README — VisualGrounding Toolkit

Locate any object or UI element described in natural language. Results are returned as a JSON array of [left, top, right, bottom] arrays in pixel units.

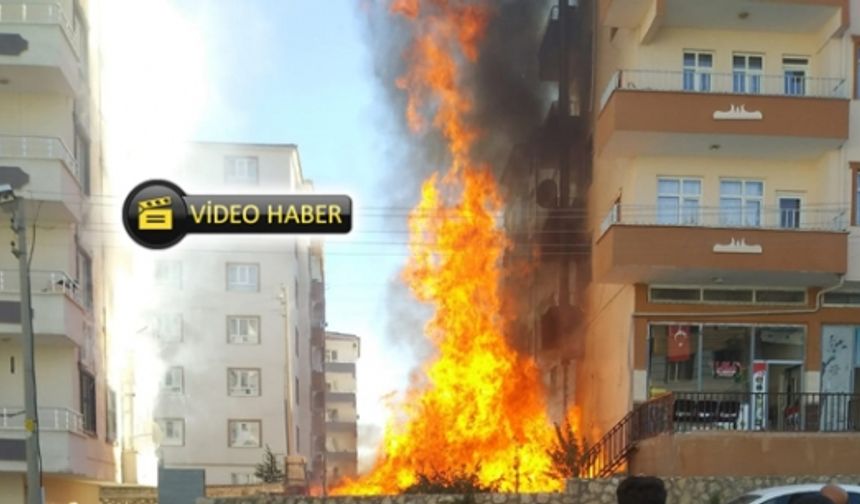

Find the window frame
[[682, 50, 714, 92], [224, 155, 260, 185], [227, 315, 261, 345], [227, 368, 262, 397], [155, 313, 183, 343], [154, 260, 182, 289], [226, 263, 260, 292], [719, 179, 764, 227], [732, 52, 764, 94], [79, 368, 97, 436], [782, 55, 810, 96], [854, 37, 860, 99], [852, 162, 860, 226], [656, 176, 702, 225], [157, 418, 186, 447], [162, 366, 185, 395], [228, 419, 262, 448], [776, 193, 803, 230]]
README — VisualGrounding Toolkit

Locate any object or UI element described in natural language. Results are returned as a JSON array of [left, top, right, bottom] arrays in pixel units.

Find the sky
[[167, 0, 419, 464]]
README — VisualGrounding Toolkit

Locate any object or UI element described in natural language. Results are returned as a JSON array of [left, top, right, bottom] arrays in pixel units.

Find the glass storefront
[[648, 324, 804, 396]]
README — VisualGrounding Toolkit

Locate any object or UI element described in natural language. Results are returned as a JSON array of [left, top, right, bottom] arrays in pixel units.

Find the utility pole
[[11, 199, 43, 504]]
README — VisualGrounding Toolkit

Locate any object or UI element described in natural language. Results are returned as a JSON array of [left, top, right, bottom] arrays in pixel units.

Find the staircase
[[578, 393, 674, 478]]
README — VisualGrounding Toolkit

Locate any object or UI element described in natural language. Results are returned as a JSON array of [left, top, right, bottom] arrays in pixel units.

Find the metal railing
[[0, 269, 85, 306], [0, 405, 86, 434], [0, 135, 82, 183], [0, 2, 84, 57], [578, 392, 674, 478], [599, 69, 848, 111], [673, 392, 860, 433], [599, 203, 849, 236]]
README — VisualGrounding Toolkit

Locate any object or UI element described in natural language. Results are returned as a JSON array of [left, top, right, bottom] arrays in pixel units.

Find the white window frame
[[228, 420, 262, 448], [227, 316, 260, 344], [155, 314, 183, 343], [783, 56, 809, 96], [157, 418, 185, 446], [719, 179, 764, 227], [227, 263, 260, 292], [224, 156, 259, 185], [228, 368, 261, 397], [656, 177, 701, 225], [162, 366, 184, 395], [682, 50, 713, 92], [325, 349, 338, 362], [732, 53, 764, 94], [154, 260, 182, 289], [777, 193, 804, 229]]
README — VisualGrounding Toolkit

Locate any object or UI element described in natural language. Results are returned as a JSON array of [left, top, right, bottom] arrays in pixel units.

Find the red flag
[[667, 325, 692, 362]]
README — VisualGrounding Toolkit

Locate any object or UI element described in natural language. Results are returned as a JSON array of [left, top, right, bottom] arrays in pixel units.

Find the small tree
[[546, 421, 588, 480], [254, 445, 284, 483]]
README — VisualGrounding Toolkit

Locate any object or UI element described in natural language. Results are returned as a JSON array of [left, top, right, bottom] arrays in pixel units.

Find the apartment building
[[323, 331, 359, 488], [0, 0, 119, 502], [118, 143, 324, 486], [549, 0, 860, 476]]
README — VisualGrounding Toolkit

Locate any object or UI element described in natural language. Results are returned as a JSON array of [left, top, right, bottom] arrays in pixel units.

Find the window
[[854, 37, 860, 99], [649, 288, 701, 302], [162, 366, 184, 395], [76, 247, 93, 310], [294, 278, 299, 302], [224, 156, 259, 184], [231, 473, 259, 485], [778, 197, 801, 229], [853, 163, 860, 226], [80, 369, 96, 435], [720, 180, 763, 226], [157, 418, 185, 446], [294, 327, 299, 357], [325, 350, 338, 362], [755, 290, 806, 305], [702, 289, 753, 303], [228, 368, 261, 397], [733, 54, 763, 94], [155, 260, 182, 289], [326, 408, 339, 421], [823, 292, 860, 306], [650, 286, 806, 305], [296, 426, 300, 452], [106, 389, 117, 444], [74, 123, 91, 195], [295, 376, 300, 405], [657, 178, 701, 225], [155, 314, 183, 342], [227, 316, 260, 344], [228, 420, 261, 448], [783, 56, 808, 96], [227, 263, 259, 292], [683, 51, 713, 92]]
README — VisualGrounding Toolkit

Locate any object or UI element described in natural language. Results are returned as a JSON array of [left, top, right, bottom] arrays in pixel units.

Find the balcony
[[326, 421, 357, 433], [0, 2, 86, 95], [0, 135, 85, 222], [325, 392, 356, 404], [599, 0, 846, 46], [325, 361, 355, 374], [0, 269, 90, 346], [594, 204, 848, 285], [596, 70, 848, 160]]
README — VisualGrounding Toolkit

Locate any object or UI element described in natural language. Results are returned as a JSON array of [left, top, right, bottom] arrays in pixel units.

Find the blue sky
[[170, 0, 419, 458]]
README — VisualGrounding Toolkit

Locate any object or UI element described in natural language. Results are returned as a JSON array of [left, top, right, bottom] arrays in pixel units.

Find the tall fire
[[333, 0, 573, 494]]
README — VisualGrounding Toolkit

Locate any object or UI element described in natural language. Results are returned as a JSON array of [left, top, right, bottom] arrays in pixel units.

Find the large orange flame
[[334, 0, 568, 494]]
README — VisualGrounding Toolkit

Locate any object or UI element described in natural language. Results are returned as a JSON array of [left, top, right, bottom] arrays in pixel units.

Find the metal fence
[[673, 392, 860, 433], [599, 203, 849, 236], [600, 69, 848, 111], [0, 405, 86, 434]]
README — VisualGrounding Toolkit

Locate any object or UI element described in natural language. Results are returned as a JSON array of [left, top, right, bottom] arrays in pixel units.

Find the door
[[767, 362, 803, 430], [733, 53, 763, 94], [783, 56, 809, 96], [683, 51, 713, 92], [778, 195, 802, 229]]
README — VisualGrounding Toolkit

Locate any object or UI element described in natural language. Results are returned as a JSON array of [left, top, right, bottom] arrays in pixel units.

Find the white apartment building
[[118, 143, 321, 485], [323, 331, 359, 486], [0, 0, 119, 502]]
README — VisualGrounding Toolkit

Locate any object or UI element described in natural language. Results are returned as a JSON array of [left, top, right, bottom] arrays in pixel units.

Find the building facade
[[118, 143, 322, 486], [323, 331, 359, 488], [0, 0, 119, 502], [564, 0, 860, 475]]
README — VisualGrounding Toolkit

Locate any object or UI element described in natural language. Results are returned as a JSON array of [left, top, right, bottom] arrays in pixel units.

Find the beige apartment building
[[116, 143, 328, 487], [573, 0, 860, 476], [323, 331, 359, 488], [0, 0, 119, 502]]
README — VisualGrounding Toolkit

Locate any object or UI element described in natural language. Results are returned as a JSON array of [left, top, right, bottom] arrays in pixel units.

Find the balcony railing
[[600, 69, 848, 111], [0, 406, 85, 435], [599, 203, 848, 236], [0, 269, 85, 307], [672, 392, 860, 433], [0, 2, 84, 58], [0, 135, 82, 184]]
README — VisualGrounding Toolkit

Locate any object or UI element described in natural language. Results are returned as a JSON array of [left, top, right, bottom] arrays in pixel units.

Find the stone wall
[[103, 475, 860, 504]]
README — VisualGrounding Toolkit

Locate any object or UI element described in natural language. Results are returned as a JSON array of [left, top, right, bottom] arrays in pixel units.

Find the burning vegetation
[[334, 0, 580, 494]]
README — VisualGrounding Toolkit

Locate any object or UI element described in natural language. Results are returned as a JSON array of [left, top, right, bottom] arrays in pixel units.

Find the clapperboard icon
[[138, 196, 173, 230]]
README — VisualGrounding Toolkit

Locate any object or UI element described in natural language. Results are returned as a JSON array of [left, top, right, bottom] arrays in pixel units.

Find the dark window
[[702, 289, 753, 303], [778, 198, 801, 229], [80, 369, 96, 435], [106, 389, 117, 444], [823, 292, 860, 306], [295, 327, 299, 357], [295, 377, 300, 405], [847, 493, 860, 504], [755, 290, 806, 304], [854, 165, 860, 226], [77, 247, 93, 310], [650, 287, 701, 302], [73, 123, 91, 196]]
